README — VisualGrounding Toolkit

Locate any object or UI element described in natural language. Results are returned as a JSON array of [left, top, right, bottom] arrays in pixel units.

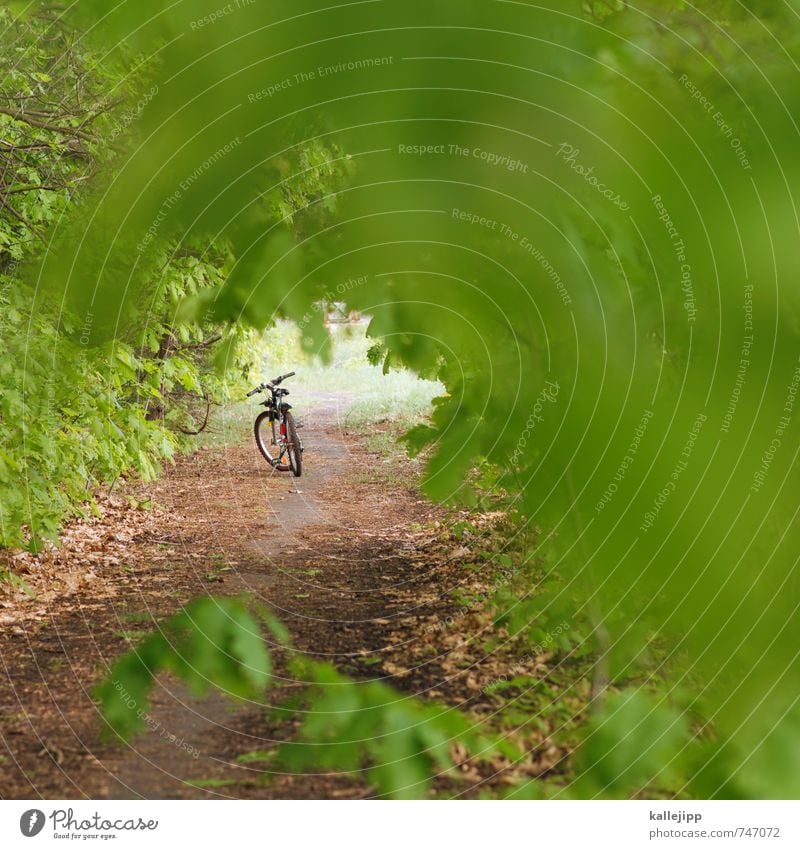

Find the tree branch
[[0, 107, 94, 141], [0, 194, 44, 239], [173, 333, 222, 351]]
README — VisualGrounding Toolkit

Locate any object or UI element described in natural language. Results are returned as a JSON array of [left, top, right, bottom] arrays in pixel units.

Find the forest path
[[0, 392, 482, 799]]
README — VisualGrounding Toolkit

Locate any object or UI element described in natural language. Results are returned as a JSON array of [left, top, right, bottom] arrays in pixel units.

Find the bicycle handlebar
[[247, 371, 296, 397]]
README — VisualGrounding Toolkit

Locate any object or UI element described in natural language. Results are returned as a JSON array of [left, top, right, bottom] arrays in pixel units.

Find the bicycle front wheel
[[254, 411, 276, 466]]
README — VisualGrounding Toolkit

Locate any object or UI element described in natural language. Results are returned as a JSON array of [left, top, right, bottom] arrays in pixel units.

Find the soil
[[0, 394, 577, 799]]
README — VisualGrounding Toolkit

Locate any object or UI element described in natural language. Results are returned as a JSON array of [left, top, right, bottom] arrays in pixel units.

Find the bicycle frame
[[260, 389, 293, 465]]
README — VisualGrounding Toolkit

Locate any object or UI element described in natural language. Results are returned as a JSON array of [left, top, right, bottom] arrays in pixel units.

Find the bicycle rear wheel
[[285, 412, 303, 477]]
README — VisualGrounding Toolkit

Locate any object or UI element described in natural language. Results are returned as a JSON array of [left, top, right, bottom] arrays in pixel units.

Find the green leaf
[[95, 597, 272, 741], [574, 690, 690, 798]]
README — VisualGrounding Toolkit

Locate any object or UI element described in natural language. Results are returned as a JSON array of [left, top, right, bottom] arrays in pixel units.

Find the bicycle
[[247, 371, 303, 477]]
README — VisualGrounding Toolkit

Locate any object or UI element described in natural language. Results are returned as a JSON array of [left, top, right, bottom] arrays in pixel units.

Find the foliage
[[366, 341, 386, 368], [0, 275, 174, 549], [8, 0, 800, 798], [572, 690, 691, 799], [0, 8, 348, 547], [0, 5, 120, 254], [98, 598, 516, 799], [95, 596, 271, 741], [277, 661, 511, 799]]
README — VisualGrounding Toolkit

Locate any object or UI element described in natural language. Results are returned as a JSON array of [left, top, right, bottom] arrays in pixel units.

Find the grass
[[196, 400, 252, 449], [364, 430, 396, 454], [118, 611, 156, 624], [186, 778, 237, 789], [115, 629, 148, 644]]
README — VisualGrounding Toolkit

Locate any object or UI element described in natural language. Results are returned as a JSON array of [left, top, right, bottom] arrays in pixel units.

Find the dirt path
[[1, 394, 538, 799]]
